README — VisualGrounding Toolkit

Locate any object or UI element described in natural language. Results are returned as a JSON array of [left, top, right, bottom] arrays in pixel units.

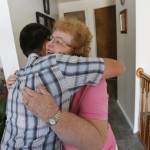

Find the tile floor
[[107, 79, 145, 150], [108, 99, 145, 150]]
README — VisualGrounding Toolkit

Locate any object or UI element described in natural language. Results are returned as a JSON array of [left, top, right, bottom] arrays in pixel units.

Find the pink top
[[63, 79, 116, 150]]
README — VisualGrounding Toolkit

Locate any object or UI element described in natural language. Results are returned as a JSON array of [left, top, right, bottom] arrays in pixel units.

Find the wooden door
[[95, 6, 117, 100], [95, 6, 117, 59]]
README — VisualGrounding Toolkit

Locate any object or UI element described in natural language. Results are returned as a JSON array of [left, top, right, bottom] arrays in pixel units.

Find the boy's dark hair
[[19, 23, 51, 57]]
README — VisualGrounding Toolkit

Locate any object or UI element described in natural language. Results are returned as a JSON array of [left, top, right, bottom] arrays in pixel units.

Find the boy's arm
[[56, 54, 126, 83], [56, 54, 104, 88], [102, 58, 126, 79]]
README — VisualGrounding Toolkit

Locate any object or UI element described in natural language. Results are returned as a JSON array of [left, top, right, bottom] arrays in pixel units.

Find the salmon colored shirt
[[63, 79, 116, 150]]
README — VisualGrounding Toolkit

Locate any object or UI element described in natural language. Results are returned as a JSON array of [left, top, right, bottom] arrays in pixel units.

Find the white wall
[[136, 0, 150, 74], [115, 0, 150, 133], [58, 0, 116, 57], [116, 1, 136, 132], [135, 0, 150, 132], [0, 58, 3, 68], [116, 0, 150, 133], [0, 0, 19, 79]]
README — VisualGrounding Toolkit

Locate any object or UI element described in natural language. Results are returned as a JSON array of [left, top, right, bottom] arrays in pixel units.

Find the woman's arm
[[63, 79, 110, 149], [53, 111, 105, 150], [22, 85, 107, 150], [102, 58, 126, 79]]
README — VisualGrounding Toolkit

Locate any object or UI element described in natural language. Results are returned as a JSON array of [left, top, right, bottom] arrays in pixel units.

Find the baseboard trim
[[117, 100, 134, 132]]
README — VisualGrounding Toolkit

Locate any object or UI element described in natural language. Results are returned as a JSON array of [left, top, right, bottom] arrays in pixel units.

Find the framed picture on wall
[[36, 12, 55, 32], [43, 0, 50, 14], [36, 12, 47, 26], [46, 17, 55, 33], [120, 9, 127, 33]]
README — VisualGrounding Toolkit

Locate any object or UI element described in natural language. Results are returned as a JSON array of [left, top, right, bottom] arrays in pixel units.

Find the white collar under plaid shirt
[[1, 53, 104, 150]]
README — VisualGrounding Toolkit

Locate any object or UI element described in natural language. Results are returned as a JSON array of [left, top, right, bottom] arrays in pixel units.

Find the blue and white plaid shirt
[[1, 53, 104, 150]]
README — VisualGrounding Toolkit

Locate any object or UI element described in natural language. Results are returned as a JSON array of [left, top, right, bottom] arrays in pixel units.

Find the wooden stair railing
[[136, 68, 150, 150]]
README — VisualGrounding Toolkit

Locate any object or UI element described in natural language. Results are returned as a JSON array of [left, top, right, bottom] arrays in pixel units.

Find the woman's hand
[[6, 74, 16, 90], [21, 84, 59, 122]]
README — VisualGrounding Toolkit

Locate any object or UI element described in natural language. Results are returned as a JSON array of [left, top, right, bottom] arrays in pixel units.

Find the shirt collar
[[26, 53, 40, 67]]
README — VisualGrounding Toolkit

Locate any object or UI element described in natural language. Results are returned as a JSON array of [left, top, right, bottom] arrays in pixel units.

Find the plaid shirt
[[1, 53, 104, 150]]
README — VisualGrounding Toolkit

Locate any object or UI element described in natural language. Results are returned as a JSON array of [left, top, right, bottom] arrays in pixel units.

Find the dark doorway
[[95, 6, 117, 100]]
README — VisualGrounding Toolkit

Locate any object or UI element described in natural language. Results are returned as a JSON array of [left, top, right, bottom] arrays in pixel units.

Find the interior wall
[[116, 1, 137, 132], [0, 58, 3, 68], [0, 0, 19, 79], [136, 0, 150, 74], [116, 0, 150, 134], [135, 0, 150, 132]]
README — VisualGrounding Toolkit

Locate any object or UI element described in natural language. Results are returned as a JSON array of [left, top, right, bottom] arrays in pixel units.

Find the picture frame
[[120, 0, 125, 6], [119, 9, 127, 33], [43, 0, 50, 14], [46, 17, 55, 33], [36, 12, 47, 26], [36, 12, 55, 32]]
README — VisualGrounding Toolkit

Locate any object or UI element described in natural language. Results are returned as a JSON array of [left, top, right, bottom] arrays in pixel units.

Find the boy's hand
[[6, 74, 17, 90]]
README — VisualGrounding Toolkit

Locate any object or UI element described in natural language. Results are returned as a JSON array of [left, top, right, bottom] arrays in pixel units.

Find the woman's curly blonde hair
[[53, 17, 92, 57]]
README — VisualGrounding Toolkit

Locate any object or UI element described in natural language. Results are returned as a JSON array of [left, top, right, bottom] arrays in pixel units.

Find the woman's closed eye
[[53, 38, 63, 45]]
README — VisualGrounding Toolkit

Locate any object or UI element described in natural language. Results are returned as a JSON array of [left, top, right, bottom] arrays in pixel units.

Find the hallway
[[106, 79, 145, 150], [108, 99, 145, 150]]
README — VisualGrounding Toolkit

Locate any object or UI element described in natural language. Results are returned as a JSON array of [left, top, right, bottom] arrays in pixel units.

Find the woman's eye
[[56, 40, 61, 45]]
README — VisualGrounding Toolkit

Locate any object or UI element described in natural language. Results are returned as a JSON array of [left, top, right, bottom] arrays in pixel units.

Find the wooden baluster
[[136, 68, 150, 149], [146, 82, 150, 150], [141, 78, 145, 113], [144, 81, 149, 145], [147, 115, 150, 150], [145, 81, 149, 113], [140, 78, 145, 140]]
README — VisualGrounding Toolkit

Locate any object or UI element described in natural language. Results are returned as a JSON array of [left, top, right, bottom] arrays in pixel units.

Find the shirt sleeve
[[56, 54, 105, 93]]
